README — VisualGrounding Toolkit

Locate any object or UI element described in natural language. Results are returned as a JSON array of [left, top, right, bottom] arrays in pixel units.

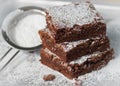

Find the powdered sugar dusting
[[70, 51, 101, 64], [62, 39, 89, 52], [47, 2, 104, 28], [44, 48, 59, 59]]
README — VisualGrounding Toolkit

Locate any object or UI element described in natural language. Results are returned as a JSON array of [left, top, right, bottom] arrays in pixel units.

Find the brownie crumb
[[74, 78, 82, 86], [43, 74, 56, 81]]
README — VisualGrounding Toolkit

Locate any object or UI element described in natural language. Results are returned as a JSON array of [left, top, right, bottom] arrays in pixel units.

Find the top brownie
[[46, 2, 106, 43]]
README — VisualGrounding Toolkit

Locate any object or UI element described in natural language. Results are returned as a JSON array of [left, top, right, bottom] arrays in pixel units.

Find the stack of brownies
[[39, 2, 114, 79]]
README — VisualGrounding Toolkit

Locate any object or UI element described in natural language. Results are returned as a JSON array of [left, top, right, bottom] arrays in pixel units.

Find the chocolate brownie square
[[40, 48, 114, 79], [46, 2, 106, 43], [39, 28, 110, 62]]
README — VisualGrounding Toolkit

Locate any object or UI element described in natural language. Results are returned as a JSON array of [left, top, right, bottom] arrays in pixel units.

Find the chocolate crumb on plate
[[43, 74, 56, 81], [74, 78, 82, 86]]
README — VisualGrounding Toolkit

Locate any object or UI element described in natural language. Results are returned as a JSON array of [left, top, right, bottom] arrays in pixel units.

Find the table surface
[[0, 1, 120, 86]]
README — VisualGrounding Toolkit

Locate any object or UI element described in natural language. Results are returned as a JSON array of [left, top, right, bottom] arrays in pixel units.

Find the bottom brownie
[[40, 48, 114, 79]]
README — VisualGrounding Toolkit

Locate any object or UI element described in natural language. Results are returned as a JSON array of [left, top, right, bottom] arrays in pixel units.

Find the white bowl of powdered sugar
[[1, 6, 46, 51]]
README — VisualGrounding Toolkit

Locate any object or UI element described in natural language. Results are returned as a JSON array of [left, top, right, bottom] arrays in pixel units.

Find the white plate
[[0, 1, 120, 86]]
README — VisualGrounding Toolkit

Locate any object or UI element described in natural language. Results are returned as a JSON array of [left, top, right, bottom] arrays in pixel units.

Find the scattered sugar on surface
[[0, 52, 74, 86]]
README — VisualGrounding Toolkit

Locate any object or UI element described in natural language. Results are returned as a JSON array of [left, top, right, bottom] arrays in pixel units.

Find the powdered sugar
[[63, 39, 89, 52], [70, 51, 101, 64], [44, 48, 58, 59], [47, 2, 104, 28]]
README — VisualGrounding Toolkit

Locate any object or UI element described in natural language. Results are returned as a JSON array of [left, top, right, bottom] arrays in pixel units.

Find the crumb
[[43, 74, 56, 81], [74, 78, 82, 86]]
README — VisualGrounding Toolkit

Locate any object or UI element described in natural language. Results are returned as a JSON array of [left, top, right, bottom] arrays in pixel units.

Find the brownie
[[39, 28, 110, 62], [40, 48, 114, 79], [46, 2, 106, 43]]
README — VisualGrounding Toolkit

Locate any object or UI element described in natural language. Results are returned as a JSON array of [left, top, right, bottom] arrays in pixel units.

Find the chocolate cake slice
[[46, 2, 106, 43], [40, 48, 114, 79], [39, 28, 110, 62]]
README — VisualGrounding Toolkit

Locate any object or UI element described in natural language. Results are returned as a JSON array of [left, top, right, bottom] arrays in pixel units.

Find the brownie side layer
[[46, 15, 106, 43], [46, 2, 106, 43], [40, 48, 114, 79], [47, 19, 106, 43], [39, 29, 110, 62]]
